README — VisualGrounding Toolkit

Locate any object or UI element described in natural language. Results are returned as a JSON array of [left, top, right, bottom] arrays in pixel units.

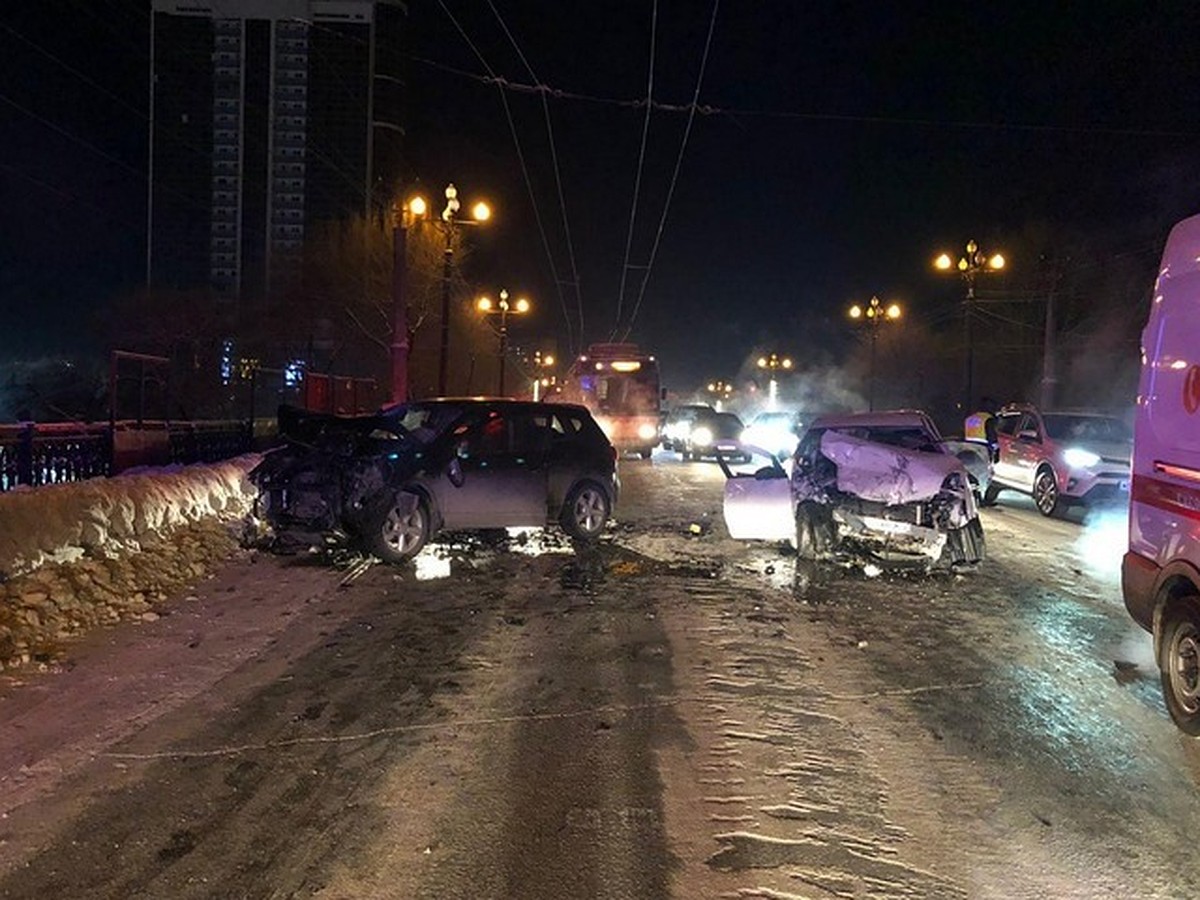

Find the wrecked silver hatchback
[[248, 399, 619, 563], [722, 410, 985, 572]]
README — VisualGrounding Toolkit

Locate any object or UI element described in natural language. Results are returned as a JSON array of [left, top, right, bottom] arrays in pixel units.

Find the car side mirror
[[447, 457, 465, 488]]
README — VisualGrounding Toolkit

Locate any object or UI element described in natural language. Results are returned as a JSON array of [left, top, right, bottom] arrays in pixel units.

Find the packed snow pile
[[0, 456, 260, 578], [0, 456, 262, 670]]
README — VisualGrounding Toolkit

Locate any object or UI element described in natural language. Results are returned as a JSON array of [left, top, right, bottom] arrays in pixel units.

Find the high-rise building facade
[[148, 0, 406, 303]]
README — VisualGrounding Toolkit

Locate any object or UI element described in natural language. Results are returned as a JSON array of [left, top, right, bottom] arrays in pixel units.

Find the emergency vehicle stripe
[[1133, 473, 1200, 523]]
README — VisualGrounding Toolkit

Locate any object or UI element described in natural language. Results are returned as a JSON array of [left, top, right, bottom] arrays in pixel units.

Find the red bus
[[561, 343, 663, 458]]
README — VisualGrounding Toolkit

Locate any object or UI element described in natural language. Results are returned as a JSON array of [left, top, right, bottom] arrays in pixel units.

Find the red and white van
[[1123, 213, 1200, 733]]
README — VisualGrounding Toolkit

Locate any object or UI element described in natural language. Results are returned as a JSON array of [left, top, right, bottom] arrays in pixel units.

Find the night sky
[[5, 2, 1200, 391]]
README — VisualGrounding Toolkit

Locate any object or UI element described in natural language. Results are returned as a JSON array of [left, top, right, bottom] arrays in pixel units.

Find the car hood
[[1064, 439, 1131, 464], [819, 431, 962, 505]]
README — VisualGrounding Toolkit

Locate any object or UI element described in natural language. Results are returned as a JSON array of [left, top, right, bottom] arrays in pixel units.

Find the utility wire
[[486, 0, 583, 357], [621, 0, 720, 340], [406, 54, 1200, 140], [613, 0, 657, 334], [437, 1, 574, 365]]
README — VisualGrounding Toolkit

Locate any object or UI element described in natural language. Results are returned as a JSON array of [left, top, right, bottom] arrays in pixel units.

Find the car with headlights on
[[740, 410, 803, 459], [721, 410, 985, 571], [661, 403, 715, 452], [986, 404, 1131, 516], [249, 399, 619, 563], [680, 410, 749, 461]]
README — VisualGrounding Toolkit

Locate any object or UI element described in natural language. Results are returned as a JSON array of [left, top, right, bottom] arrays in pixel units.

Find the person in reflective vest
[[964, 398, 999, 460]]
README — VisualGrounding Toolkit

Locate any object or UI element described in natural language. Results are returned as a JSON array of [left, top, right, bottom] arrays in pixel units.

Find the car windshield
[[380, 402, 468, 445], [699, 413, 743, 434], [752, 413, 794, 427], [1043, 414, 1131, 443]]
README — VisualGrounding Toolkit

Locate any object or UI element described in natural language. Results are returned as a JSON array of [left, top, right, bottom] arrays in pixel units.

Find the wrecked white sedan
[[720, 410, 986, 571]]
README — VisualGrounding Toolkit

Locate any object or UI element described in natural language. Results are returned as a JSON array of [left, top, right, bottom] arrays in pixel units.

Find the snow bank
[[0, 455, 260, 578], [0, 456, 263, 671]]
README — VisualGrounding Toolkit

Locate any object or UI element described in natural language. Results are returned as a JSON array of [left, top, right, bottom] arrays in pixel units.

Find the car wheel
[[560, 481, 610, 540], [1160, 599, 1200, 735], [982, 483, 1001, 506], [639, 447, 653, 460], [368, 490, 429, 563], [681, 449, 691, 461], [795, 501, 836, 560], [1032, 467, 1062, 517]]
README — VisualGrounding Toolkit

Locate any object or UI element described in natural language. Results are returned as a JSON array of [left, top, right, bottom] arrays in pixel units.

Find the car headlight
[[637, 423, 657, 441], [692, 426, 714, 446], [1063, 447, 1101, 468]]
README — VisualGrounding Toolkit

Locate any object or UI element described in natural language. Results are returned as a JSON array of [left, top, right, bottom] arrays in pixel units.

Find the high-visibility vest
[[964, 411, 993, 441]]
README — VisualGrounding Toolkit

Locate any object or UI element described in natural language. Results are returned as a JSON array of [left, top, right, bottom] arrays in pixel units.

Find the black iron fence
[[0, 358, 380, 493]]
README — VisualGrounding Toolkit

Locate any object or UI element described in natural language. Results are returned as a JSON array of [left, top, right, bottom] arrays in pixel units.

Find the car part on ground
[[720, 409, 985, 573], [249, 399, 620, 563], [988, 403, 1131, 517]]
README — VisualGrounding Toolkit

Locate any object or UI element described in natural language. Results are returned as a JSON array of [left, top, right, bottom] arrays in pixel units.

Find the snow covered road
[[0, 455, 1194, 899]]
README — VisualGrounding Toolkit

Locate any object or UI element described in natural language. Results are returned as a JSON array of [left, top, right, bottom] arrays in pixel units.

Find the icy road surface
[[0, 452, 1195, 899]]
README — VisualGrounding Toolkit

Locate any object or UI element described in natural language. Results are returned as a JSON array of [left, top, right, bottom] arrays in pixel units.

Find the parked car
[[720, 410, 985, 571], [680, 410, 748, 461], [740, 410, 804, 459], [987, 403, 1131, 516], [661, 404, 715, 452], [1123, 211, 1200, 733], [249, 399, 619, 563]]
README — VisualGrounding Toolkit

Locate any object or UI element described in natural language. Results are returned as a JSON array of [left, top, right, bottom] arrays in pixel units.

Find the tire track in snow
[[659, 575, 966, 899]]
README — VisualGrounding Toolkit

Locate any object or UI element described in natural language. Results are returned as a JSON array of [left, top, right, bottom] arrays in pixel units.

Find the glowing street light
[[388, 193, 435, 403], [428, 183, 493, 396], [934, 240, 1006, 410], [532, 350, 556, 401], [756, 353, 793, 410], [847, 295, 903, 411], [476, 289, 530, 396], [706, 379, 734, 411]]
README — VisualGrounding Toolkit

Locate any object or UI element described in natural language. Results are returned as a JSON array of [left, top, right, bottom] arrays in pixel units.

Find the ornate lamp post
[[436, 184, 492, 396], [389, 194, 430, 404], [935, 240, 1005, 411], [476, 289, 530, 396], [706, 380, 734, 411], [756, 353, 793, 410], [847, 296, 902, 411], [532, 351, 556, 401]]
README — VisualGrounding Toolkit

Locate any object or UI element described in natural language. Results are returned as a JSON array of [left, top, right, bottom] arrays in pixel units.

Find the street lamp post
[[756, 353, 793, 410], [935, 240, 1005, 411], [706, 380, 734, 411], [477, 289, 530, 396], [847, 296, 902, 411], [389, 194, 428, 404], [436, 184, 492, 396], [532, 351, 556, 401]]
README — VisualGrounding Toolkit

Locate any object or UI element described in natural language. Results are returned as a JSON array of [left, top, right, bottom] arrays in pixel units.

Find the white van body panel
[[1124, 213, 1200, 631]]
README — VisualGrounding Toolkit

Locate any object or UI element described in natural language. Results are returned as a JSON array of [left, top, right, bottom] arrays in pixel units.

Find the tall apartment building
[[147, 0, 406, 304]]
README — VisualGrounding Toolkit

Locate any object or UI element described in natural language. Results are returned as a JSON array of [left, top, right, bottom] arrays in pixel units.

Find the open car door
[[718, 445, 795, 544]]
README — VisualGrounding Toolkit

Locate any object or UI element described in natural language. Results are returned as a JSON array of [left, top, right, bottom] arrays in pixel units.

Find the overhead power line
[[613, 0, 658, 334], [486, 0, 582, 358], [437, 0, 577, 358], [406, 54, 1200, 140], [621, 0, 721, 340]]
